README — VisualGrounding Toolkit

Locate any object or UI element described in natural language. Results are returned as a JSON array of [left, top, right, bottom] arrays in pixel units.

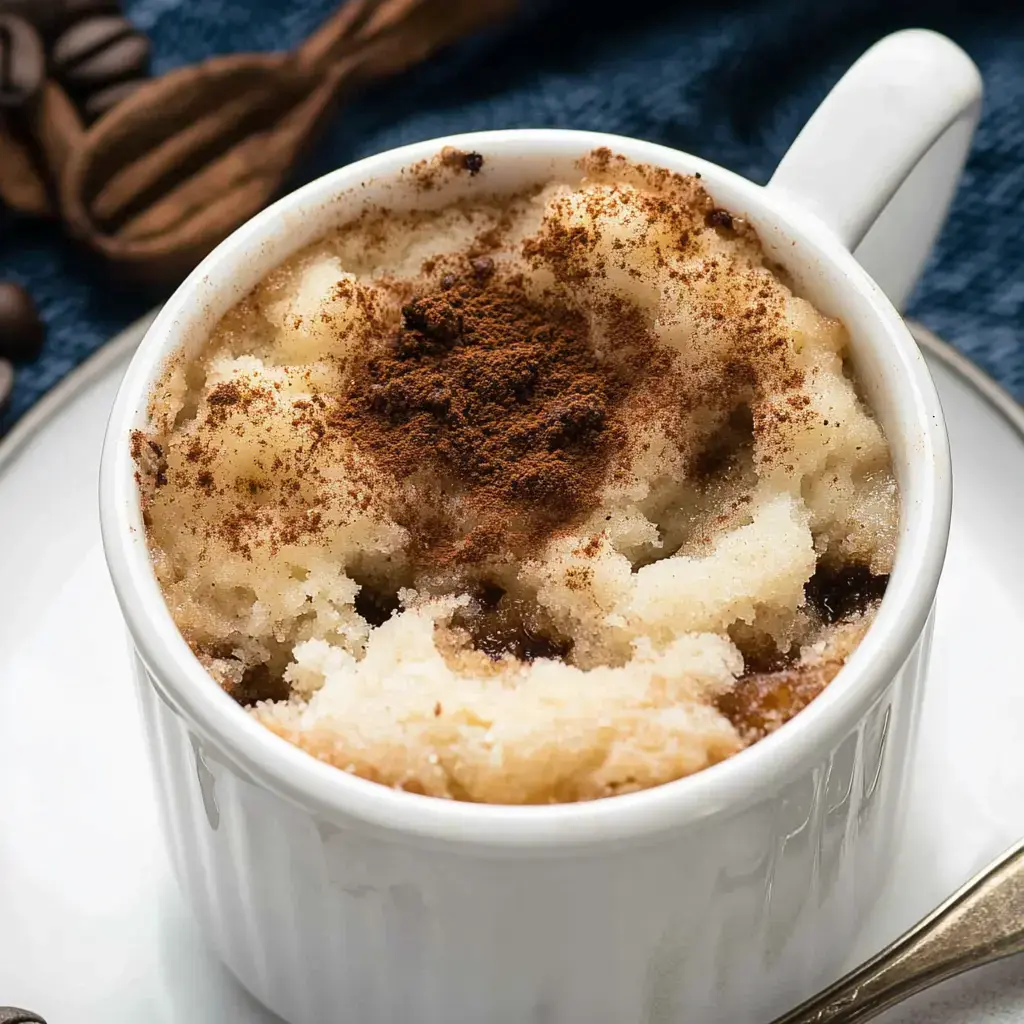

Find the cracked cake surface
[[134, 150, 898, 804]]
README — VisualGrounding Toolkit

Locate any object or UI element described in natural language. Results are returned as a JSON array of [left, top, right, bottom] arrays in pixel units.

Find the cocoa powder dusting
[[410, 147, 486, 190], [132, 165, 817, 573], [334, 263, 655, 564]]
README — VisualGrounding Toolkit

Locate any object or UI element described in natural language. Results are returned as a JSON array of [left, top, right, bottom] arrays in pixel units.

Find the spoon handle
[[297, 0, 388, 74], [773, 839, 1024, 1023], [297, 0, 516, 77]]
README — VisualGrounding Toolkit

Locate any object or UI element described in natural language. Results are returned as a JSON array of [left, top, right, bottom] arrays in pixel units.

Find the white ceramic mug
[[100, 29, 981, 1024]]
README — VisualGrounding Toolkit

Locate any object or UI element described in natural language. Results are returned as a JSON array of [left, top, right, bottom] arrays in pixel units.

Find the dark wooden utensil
[[0, 78, 83, 217], [58, 0, 516, 284]]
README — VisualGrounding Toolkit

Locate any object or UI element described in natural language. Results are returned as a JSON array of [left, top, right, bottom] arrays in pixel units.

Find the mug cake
[[132, 149, 897, 804]]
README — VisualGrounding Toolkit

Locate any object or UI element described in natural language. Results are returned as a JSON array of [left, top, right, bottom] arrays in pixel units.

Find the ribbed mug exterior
[[133, 610, 932, 1024], [102, 111, 963, 1024]]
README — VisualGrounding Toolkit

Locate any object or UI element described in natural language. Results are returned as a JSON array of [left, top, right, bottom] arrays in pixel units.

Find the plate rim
[[0, 314, 1019, 1020], [0, 313, 1021, 475], [0, 309, 159, 476], [908, 320, 1024, 440]]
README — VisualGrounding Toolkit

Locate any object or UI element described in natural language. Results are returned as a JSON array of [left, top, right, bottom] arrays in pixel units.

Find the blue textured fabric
[[1, 0, 1022, 430]]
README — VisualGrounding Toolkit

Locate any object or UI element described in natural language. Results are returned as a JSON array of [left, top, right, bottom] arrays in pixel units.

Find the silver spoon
[[773, 838, 1024, 1022]]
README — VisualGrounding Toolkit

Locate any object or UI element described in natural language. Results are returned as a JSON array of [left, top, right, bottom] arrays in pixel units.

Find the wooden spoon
[[59, 0, 517, 285], [0, 80, 84, 218], [0, 113, 51, 216]]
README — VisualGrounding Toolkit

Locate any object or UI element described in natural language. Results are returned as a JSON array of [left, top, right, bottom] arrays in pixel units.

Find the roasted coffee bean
[[51, 14, 149, 94], [83, 73, 139, 120], [0, 0, 65, 37], [0, 358, 13, 418], [0, 1, 61, 33], [0, 0, 120, 38], [58, 0, 122, 31], [0, 14, 44, 108], [0, 1006, 45, 1023], [0, 281, 45, 362]]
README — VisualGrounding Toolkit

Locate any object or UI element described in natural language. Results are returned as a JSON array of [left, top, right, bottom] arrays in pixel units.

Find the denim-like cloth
[[1, 0, 1022, 430]]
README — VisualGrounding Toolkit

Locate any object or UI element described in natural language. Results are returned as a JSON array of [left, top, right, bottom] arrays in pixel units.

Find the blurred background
[[1, 0, 1021, 429]]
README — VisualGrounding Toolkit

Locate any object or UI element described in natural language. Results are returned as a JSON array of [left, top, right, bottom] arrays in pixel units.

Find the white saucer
[[0, 316, 1022, 1024]]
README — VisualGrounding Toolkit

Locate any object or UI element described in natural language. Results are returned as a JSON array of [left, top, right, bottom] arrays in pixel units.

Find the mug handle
[[767, 29, 983, 312]]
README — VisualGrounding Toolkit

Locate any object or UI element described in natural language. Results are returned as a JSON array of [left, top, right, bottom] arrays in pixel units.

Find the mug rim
[[100, 128, 951, 849]]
